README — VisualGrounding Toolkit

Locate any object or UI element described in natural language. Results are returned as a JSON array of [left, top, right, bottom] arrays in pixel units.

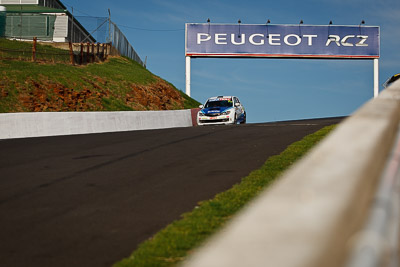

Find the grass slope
[[114, 124, 336, 267], [0, 39, 200, 112]]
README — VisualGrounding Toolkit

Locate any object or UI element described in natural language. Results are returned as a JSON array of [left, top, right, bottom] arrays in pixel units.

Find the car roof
[[207, 96, 236, 100]]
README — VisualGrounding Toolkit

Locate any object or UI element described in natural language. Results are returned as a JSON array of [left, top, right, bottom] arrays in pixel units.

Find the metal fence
[[74, 16, 108, 43], [75, 15, 145, 67], [0, 12, 145, 67], [110, 21, 144, 66]]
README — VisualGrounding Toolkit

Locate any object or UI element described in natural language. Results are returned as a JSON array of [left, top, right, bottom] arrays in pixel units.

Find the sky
[[61, 0, 399, 123]]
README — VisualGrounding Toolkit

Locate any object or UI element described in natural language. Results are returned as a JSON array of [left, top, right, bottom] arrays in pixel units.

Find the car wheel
[[233, 114, 237, 124], [240, 113, 246, 124]]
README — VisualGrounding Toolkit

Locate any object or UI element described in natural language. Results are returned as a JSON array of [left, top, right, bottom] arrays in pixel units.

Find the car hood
[[201, 106, 232, 115]]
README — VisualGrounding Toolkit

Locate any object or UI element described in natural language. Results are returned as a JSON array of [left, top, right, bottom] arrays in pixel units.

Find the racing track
[[0, 117, 343, 267]]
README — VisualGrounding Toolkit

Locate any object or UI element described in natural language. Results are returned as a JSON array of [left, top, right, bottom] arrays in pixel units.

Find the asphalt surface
[[0, 117, 343, 267]]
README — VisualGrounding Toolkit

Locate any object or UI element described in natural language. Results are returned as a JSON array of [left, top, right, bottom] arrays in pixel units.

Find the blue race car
[[383, 73, 400, 88], [197, 96, 246, 125]]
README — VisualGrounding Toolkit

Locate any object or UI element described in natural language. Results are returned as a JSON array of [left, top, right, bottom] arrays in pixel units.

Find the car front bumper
[[197, 114, 235, 125]]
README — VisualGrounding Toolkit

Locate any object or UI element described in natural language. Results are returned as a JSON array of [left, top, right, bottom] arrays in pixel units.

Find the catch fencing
[[72, 16, 145, 66], [110, 21, 144, 66]]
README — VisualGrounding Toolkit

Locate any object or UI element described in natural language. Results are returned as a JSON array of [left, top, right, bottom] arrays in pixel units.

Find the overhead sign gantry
[[185, 23, 380, 97]]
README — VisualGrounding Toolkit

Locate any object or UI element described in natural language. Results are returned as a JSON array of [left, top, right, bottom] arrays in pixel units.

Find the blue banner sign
[[185, 24, 380, 59]]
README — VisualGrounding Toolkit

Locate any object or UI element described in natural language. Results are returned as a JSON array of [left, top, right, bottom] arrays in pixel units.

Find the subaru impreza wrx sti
[[383, 73, 400, 88], [197, 96, 246, 126]]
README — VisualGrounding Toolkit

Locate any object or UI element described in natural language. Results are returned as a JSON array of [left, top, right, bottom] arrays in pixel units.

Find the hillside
[[0, 39, 200, 113]]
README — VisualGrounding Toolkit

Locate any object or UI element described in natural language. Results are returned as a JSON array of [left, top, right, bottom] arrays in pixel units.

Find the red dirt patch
[[127, 79, 184, 110], [18, 79, 110, 112], [11, 77, 185, 112]]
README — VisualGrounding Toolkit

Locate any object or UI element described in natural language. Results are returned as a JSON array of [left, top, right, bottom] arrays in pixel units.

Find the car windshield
[[205, 99, 233, 108]]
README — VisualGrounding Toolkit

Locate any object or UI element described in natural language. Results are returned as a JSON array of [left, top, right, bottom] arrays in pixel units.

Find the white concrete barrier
[[182, 80, 400, 267], [0, 110, 193, 139]]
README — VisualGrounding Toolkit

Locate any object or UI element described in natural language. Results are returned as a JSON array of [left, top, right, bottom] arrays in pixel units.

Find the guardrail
[[0, 110, 194, 139], [182, 79, 400, 267]]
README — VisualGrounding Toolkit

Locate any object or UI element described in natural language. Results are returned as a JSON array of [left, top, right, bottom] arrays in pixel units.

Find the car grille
[[205, 113, 221, 117], [200, 118, 229, 123]]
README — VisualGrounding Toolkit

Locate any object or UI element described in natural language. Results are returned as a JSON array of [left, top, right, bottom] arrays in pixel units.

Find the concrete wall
[[182, 80, 400, 267], [0, 110, 193, 139]]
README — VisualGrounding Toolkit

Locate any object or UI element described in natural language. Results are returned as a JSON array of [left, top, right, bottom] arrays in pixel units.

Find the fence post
[[97, 45, 99, 61], [92, 43, 95, 63], [86, 42, 90, 64], [69, 42, 74, 65], [80, 43, 83, 65], [32, 37, 37, 62]]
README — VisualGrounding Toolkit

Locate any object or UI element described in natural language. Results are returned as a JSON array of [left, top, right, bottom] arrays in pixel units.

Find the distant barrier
[[182, 80, 400, 267], [75, 16, 145, 67], [0, 110, 194, 139], [110, 22, 144, 67]]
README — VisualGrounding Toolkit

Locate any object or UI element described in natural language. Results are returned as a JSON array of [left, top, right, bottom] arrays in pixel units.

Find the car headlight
[[221, 110, 231, 115], [198, 112, 205, 117]]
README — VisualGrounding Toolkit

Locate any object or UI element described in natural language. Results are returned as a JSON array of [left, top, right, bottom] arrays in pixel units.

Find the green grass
[[0, 40, 200, 112], [102, 96, 134, 111], [114, 125, 336, 267], [180, 91, 201, 109], [0, 57, 155, 86], [0, 39, 155, 84], [0, 38, 71, 63], [0, 38, 33, 50], [85, 56, 156, 85]]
